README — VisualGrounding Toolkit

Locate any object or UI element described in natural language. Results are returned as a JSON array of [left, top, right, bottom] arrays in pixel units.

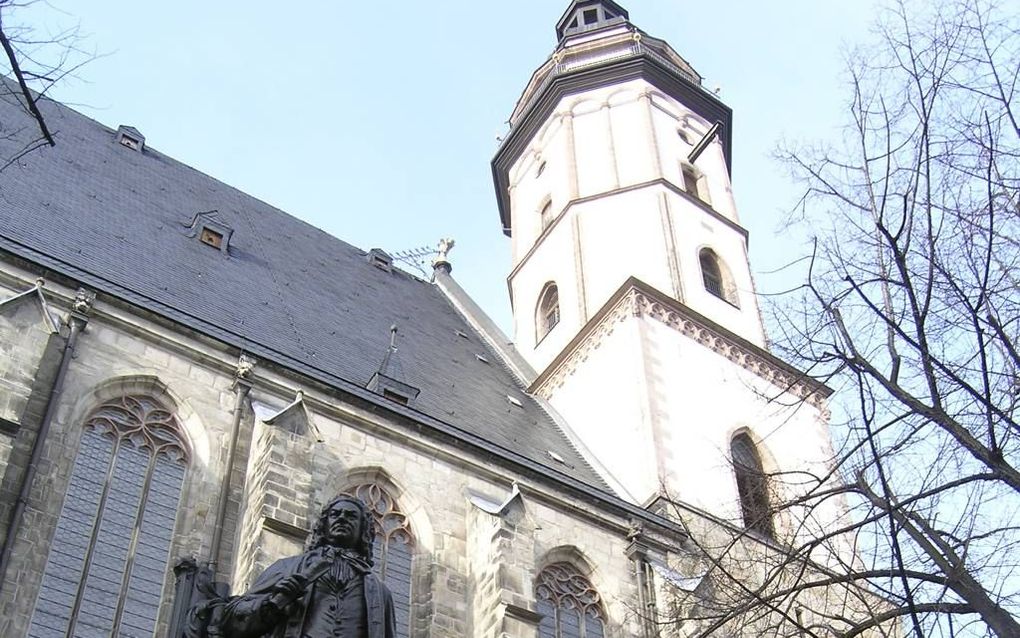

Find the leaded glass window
[[536, 562, 606, 638], [28, 395, 189, 638], [342, 483, 415, 637]]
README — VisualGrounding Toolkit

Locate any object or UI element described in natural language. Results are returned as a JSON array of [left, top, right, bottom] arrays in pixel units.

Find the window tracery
[[29, 395, 189, 638], [535, 562, 606, 638], [342, 482, 415, 637]]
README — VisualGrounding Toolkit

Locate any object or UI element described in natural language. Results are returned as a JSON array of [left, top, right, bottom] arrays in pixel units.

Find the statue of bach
[[186, 496, 396, 638]]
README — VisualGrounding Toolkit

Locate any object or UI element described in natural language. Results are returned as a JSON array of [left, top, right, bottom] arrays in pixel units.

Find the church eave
[[530, 276, 833, 405], [491, 53, 733, 235], [0, 238, 691, 539]]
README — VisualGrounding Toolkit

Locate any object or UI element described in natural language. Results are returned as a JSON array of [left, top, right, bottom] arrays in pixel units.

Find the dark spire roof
[[555, 0, 630, 41]]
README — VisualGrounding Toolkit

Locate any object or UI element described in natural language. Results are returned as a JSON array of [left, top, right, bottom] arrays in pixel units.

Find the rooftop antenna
[[391, 245, 439, 278], [392, 238, 456, 278]]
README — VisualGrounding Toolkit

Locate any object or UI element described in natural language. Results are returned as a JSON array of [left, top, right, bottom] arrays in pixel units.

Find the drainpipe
[[0, 287, 95, 595], [625, 522, 660, 638], [208, 353, 255, 577]]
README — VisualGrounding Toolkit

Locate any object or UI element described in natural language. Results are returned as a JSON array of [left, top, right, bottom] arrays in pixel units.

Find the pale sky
[[21, 0, 881, 336]]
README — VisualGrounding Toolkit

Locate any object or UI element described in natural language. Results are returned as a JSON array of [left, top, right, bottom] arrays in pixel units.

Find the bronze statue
[[186, 496, 396, 638]]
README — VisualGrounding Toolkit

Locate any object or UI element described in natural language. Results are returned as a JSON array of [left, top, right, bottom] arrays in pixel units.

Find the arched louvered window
[[731, 433, 774, 538], [29, 395, 189, 638], [699, 248, 738, 306], [342, 483, 415, 637], [537, 283, 560, 343], [536, 562, 606, 638]]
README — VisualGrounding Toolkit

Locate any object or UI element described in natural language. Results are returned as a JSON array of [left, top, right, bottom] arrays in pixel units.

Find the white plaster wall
[[665, 190, 766, 347], [506, 77, 764, 374], [542, 318, 662, 501], [510, 220, 581, 368], [642, 315, 846, 559], [545, 312, 847, 563]]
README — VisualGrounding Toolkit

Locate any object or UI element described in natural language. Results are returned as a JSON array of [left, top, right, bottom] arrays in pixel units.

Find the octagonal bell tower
[[491, 1, 835, 531]]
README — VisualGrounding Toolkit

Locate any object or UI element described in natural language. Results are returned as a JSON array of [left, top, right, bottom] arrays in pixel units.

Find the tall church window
[[535, 562, 606, 638], [342, 483, 415, 637], [699, 248, 738, 306], [28, 395, 189, 638], [537, 283, 560, 343], [731, 433, 774, 538]]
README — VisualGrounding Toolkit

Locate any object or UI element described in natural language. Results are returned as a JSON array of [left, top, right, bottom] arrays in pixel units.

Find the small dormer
[[367, 248, 393, 273], [556, 0, 629, 40], [185, 210, 234, 253], [115, 125, 145, 152]]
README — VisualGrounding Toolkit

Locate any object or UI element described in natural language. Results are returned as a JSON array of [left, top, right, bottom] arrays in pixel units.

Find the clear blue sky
[[24, 0, 880, 336]]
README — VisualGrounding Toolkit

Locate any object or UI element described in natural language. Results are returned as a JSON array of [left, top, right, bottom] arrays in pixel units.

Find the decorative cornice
[[532, 279, 831, 410]]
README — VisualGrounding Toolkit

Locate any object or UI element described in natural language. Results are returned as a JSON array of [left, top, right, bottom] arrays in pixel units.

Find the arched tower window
[[535, 562, 606, 638], [342, 483, 415, 637], [29, 395, 189, 638], [731, 433, 774, 538], [540, 199, 554, 231], [699, 248, 738, 306], [537, 283, 560, 343]]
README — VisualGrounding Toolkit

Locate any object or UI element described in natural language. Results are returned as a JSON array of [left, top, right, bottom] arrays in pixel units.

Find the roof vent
[[475, 354, 490, 364], [368, 248, 393, 272], [185, 210, 233, 253], [506, 395, 523, 408], [116, 125, 145, 152]]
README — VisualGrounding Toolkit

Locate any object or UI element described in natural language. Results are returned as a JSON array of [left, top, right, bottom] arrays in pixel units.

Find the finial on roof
[[433, 238, 455, 274], [35, 278, 45, 288]]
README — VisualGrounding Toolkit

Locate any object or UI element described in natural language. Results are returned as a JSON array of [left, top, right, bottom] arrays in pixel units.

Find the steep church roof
[[0, 90, 609, 491]]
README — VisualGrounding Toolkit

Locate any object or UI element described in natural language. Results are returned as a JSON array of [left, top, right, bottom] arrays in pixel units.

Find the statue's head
[[308, 496, 375, 562]]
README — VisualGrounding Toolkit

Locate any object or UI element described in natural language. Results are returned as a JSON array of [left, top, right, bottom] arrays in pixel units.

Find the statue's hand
[[272, 574, 307, 601], [262, 573, 308, 617]]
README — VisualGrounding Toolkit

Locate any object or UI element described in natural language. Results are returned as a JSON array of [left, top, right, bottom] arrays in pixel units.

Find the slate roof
[[0, 90, 610, 491]]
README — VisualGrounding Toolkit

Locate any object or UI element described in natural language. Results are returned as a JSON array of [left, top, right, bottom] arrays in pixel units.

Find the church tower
[[493, 1, 834, 530]]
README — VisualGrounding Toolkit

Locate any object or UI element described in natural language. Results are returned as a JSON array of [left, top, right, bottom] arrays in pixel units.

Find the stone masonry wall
[[0, 272, 652, 638], [0, 285, 63, 545]]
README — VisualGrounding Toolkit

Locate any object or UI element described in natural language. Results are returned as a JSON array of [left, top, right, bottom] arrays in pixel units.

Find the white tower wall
[[507, 80, 764, 373]]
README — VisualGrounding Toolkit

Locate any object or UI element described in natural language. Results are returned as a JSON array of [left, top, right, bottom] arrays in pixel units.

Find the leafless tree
[[656, 1, 1020, 636], [0, 0, 91, 170]]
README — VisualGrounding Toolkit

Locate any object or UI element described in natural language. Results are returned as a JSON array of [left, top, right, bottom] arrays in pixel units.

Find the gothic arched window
[[731, 433, 774, 538], [537, 283, 560, 343], [342, 483, 415, 637], [29, 395, 189, 638], [535, 562, 606, 638], [699, 248, 738, 306]]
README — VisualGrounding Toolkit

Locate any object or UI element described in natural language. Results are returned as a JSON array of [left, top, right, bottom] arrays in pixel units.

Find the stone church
[[0, 2, 888, 637]]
